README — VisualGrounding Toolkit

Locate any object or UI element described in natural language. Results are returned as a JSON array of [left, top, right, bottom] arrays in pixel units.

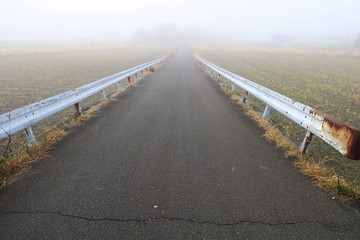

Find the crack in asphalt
[[1, 210, 355, 232]]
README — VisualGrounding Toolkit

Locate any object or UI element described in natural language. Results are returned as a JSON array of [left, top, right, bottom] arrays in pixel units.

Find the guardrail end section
[[346, 130, 360, 160], [311, 110, 360, 160]]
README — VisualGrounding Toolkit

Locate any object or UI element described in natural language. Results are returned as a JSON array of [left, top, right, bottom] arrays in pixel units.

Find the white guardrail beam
[[0, 55, 168, 145], [194, 55, 360, 160]]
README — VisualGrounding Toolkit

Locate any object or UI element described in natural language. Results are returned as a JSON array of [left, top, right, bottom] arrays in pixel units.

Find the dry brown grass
[[143, 72, 152, 77], [0, 111, 94, 189], [125, 70, 154, 89], [220, 86, 233, 96], [296, 157, 360, 200], [245, 107, 299, 157], [218, 81, 360, 200], [243, 105, 360, 200], [230, 94, 240, 102], [69, 113, 92, 127], [0, 128, 66, 188], [126, 82, 138, 88]]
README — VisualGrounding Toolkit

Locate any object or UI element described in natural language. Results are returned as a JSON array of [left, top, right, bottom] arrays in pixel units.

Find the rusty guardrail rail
[[194, 55, 360, 160], [0, 55, 168, 146]]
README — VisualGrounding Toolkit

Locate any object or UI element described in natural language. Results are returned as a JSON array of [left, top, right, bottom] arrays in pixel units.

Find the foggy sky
[[1, 0, 359, 43]]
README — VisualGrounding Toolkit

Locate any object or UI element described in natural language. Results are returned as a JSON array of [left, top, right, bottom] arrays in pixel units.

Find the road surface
[[0, 49, 359, 239]]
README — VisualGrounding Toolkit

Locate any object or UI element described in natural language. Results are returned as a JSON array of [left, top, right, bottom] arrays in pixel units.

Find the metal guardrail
[[0, 55, 168, 146], [194, 55, 360, 160]]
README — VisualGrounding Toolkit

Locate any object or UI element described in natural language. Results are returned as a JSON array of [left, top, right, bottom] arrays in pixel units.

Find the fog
[[1, 0, 360, 46]]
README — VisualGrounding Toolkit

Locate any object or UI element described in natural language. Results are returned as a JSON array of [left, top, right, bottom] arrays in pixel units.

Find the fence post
[[24, 126, 36, 147], [300, 130, 314, 155], [100, 89, 107, 101], [262, 104, 272, 119]]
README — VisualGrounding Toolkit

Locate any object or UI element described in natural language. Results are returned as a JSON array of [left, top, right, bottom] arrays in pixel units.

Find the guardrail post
[[128, 76, 131, 83], [231, 83, 236, 92], [100, 89, 107, 101], [262, 104, 272, 120], [24, 126, 36, 147], [217, 74, 221, 82], [300, 130, 314, 155], [223, 78, 227, 86], [243, 91, 249, 103], [116, 82, 124, 91], [135, 73, 138, 79], [74, 102, 83, 116]]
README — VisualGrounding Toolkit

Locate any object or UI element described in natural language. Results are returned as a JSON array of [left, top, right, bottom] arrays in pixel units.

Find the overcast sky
[[0, 0, 359, 43]]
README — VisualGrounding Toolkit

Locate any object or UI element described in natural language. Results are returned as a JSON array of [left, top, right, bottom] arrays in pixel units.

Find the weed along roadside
[[194, 52, 360, 201], [193, 47, 360, 184], [0, 58, 167, 189]]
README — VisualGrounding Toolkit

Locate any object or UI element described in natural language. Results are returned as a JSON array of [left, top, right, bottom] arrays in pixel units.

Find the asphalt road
[[0, 49, 359, 239]]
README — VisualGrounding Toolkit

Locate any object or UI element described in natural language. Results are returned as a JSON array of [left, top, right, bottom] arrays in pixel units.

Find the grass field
[[0, 44, 168, 114], [0, 44, 168, 158], [193, 46, 360, 184]]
